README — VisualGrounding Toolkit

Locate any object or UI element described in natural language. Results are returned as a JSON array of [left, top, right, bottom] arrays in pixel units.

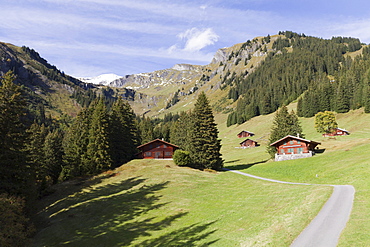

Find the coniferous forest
[[227, 32, 370, 126], [0, 71, 142, 245]]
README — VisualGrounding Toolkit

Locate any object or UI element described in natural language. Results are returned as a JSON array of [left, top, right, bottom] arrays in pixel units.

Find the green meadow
[[33, 108, 370, 246]]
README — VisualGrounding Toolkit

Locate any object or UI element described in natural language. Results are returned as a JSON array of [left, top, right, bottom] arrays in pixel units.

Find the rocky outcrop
[[211, 48, 228, 64], [107, 66, 201, 89], [171, 63, 199, 71]]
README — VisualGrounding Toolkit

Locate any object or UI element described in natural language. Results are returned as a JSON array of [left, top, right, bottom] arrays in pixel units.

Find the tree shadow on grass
[[224, 159, 269, 171], [33, 177, 219, 247], [134, 221, 219, 247], [224, 159, 241, 164]]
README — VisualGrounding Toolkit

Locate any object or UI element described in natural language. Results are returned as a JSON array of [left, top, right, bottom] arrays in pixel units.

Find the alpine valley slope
[[91, 34, 278, 116]]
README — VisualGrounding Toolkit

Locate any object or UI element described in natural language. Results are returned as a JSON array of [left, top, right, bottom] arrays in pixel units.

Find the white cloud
[[178, 28, 219, 52]]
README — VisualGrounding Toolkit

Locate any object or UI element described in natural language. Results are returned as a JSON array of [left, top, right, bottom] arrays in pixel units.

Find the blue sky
[[1, 0, 370, 77]]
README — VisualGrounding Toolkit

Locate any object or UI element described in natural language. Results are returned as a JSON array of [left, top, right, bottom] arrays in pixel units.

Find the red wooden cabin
[[135, 139, 179, 159], [237, 130, 255, 138], [270, 135, 320, 155], [322, 128, 350, 137], [240, 139, 258, 148]]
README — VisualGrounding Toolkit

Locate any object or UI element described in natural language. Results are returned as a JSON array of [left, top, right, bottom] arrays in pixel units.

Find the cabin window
[[163, 144, 167, 148], [165, 152, 171, 156], [297, 140, 301, 144], [145, 152, 151, 157], [288, 148, 294, 153], [297, 148, 303, 153], [283, 141, 287, 145], [155, 152, 161, 157], [290, 140, 294, 144]]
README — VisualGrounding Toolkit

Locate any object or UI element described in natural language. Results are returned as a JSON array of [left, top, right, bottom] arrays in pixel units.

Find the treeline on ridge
[[227, 31, 369, 126]]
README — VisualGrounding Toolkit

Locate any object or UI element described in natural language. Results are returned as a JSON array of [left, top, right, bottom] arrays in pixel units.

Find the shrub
[[173, 150, 193, 167]]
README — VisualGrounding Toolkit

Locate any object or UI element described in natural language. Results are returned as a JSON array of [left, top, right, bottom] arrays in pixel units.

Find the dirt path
[[223, 168, 355, 247]]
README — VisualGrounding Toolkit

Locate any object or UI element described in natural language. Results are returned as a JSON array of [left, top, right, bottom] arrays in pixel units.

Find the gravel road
[[223, 168, 355, 247]]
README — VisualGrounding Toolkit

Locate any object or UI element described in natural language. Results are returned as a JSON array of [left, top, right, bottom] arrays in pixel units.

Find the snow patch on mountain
[[79, 73, 123, 85]]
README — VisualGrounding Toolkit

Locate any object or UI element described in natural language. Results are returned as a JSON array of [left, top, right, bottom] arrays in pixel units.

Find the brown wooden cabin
[[135, 139, 179, 159], [240, 139, 258, 148], [237, 130, 255, 138], [270, 135, 321, 156], [322, 128, 350, 137]]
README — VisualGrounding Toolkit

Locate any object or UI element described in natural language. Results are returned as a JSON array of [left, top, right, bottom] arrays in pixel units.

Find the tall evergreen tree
[[85, 98, 112, 174], [43, 129, 64, 184], [62, 107, 91, 180], [109, 98, 138, 167], [0, 71, 34, 199], [26, 123, 49, 192], [267, 106, 304, 158], [190, 92, 223, 170], [170, 111, 195, 152], [138, 116, 154, 144]]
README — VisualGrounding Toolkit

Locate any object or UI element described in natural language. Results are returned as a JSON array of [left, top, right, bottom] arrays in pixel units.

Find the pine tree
[[109, 98, 138, 167], [43, 129, 63, 184], [288, 110, 305, 139], [85, 98, 112, 174], [267, 106, 304, 158], [0, 71, 34, 199], [170, 111, 195, 152], [190, 92, 223, 170], [138, 116, 154, 144], [26, 123, 49, 192], [62, 108, 91, 180], [335, 82, 350, 113]]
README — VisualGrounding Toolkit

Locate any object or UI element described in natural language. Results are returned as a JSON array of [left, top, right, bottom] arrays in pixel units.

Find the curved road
[[223, 168, 355, 247]]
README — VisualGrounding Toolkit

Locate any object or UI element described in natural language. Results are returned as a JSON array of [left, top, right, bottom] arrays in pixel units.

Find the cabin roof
[[270, 135, 321, 147], [237, 130, 254, 135], [336, 127, 349, 133], [137, 139, 179, 149], [240, 138, 257, 145]]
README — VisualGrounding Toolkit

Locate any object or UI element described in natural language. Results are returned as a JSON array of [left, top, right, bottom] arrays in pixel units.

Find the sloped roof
[[137, 139, 179, 149], [239, 138, 257, 145], [237, 130, 255, 135], [336, 127, 350, 133], [270, 135, 321, 146]]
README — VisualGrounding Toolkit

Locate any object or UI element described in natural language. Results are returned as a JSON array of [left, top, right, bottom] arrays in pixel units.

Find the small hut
[[240, 139, 258, 148], [237, 130, 255, 138], [135, 139, 179, 159]]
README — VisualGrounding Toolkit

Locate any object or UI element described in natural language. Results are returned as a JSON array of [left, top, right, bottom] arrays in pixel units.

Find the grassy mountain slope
[[114, 35, 280, 117], [0, 42, 89, 118], [32, 161, 331, 246], [33, 106, 370, 246], [220, 107, 370, 246]]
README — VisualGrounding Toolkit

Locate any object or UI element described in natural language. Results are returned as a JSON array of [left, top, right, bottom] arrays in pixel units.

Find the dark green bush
[[173, 150, 193, 167]]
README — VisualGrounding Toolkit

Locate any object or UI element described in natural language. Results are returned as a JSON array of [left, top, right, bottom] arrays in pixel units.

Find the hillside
[[0, 42, 90, 118], [32, 107, 370, 246], [87, 32, 370, 123]]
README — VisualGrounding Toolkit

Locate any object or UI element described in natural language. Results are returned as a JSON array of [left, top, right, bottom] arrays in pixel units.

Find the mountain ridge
[[1, 32, 369, 120]]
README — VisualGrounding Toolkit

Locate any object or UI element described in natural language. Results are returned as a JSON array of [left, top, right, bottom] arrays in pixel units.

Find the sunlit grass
[[217, 108, 370, 246], [32, 159, 331, 246]]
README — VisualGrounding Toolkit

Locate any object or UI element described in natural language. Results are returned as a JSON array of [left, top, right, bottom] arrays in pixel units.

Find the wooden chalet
[[237, 130, 255, 138], [270, 135, 321, 161], [322, 128, 350, 137], [135, 139, 179, 159], [240, 139, 258, 148]]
